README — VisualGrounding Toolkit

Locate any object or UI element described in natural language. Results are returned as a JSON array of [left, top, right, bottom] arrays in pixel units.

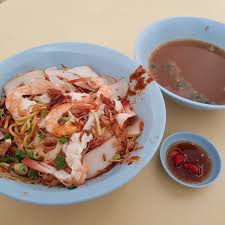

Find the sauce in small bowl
[[160, 132, 221, 188], [166, 141, 212, 183]]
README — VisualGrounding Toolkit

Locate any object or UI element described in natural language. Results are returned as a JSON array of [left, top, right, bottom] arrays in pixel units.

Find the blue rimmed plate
[[0, 42, 166, 205]]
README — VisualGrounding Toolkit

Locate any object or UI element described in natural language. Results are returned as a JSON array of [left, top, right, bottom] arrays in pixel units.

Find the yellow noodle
[[15, 120, 24, 126], [3, 116, 11, 129], [31, 103, 47, 112], [23, 116, 38, 147], [32, 103, 46, 109], [25, 118, 31, 132], [23, 135, 29, 148], [15, 111, 38, 122], [33, 151, 41, 159], [29, 117, 38, 138], [8, 123, 18, 138], [20, 121, 27, 134], [4, 104, 46, 150], [14, 126, 20, 134]]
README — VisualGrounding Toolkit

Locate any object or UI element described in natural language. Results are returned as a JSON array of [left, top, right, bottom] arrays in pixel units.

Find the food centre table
[[0, 1, 224, 224]]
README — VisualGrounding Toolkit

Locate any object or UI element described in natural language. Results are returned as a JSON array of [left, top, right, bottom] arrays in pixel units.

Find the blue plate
[[160, 132, 222, 188], [0, 42, 166, 205], [135, 17, 225, 110]]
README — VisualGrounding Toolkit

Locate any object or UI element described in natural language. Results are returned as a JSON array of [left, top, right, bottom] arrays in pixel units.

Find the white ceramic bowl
[[135, 17, 225, 110]]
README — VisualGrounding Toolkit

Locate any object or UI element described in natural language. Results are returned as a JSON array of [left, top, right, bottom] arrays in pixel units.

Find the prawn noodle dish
[[0, 65, 152, 188]]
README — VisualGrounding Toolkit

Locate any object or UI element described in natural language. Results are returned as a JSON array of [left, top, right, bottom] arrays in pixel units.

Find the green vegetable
[[55, 155, 65, 170], [15, 149, 25, 160], [27, 151, 36, 160], [27, 124, 32, 133], [67, 185, 77, 190], [63, 116, 70, 122], [1, 156, 10, 163], [1, 155, 19, 163], [9, 156, 18, 162], [28, 169, 38, 179], [58, 136, 68, 144], [0, 108, 4, 118], [14, 163, 28, 176], [93, 96, 97, 101], [40, 108, 48, 117], [38, 132, 46, 140], [3, 133, 11, 140], [113, 153, 121, 160]]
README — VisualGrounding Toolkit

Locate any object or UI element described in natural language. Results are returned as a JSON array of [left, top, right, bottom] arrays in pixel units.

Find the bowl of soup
[[135, 17, 225, 110]]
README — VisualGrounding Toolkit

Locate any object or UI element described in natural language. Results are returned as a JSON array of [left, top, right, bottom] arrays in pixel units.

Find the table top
[[0, 0, 224, 224]]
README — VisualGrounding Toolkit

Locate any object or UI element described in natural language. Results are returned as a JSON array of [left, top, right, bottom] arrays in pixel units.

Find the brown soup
[[149, 39, 225, 104], [166, 141, 212, 183]]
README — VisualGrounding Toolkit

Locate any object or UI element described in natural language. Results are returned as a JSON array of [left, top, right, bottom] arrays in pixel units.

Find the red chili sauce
[[166, 141, 212, 183]]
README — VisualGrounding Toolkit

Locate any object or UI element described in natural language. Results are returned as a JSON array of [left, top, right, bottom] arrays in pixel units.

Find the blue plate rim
[[0, 42, 166, 205]]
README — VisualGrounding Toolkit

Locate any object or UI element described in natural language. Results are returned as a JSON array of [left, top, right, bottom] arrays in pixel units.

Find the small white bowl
[[135, 17, 225, 110]]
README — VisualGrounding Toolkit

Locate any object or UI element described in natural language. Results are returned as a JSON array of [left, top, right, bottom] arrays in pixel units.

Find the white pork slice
[[127, 119, 144, 138], [68, 66, 105, 87], [45, 67, 79, 80], [33, 93, 50, 103], [100, 75, 117, 85], [64, 92, 89, 101], [110, 78, 129, 100], [45, 67, 76, 91], [62, 132, 93, 182], [116, 99, 136, 128], [68, 66, 99, 78], [4, 70, 44, 95], [84, 137, 118, 179], [116, 112, 135, 128], [114, 100, 123, 113]]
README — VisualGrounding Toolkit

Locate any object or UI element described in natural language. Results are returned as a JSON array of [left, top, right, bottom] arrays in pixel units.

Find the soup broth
[[149, 39, 225, 104]]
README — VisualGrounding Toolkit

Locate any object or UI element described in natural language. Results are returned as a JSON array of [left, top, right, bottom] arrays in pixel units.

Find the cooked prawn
[[45, 101, 97, 137], [5, 78, 56, 118], [4, 69, 45, 95], [45, 102, 80, 137]]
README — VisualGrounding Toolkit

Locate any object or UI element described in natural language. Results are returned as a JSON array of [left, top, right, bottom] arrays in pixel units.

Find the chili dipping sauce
[[166, 141, 212, 183]]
